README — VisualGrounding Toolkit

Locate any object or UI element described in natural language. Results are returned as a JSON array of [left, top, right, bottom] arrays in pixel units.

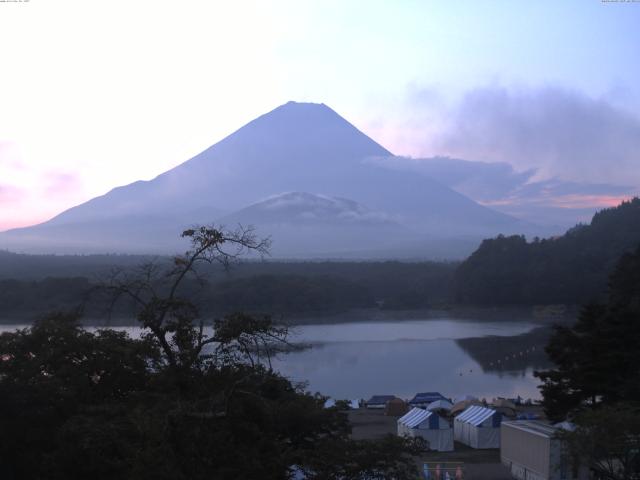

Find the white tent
[[454, 405, 502, 449], [426, 399, 453, 412], [323, 398, 336, 409], [397, 407, 454, 452]]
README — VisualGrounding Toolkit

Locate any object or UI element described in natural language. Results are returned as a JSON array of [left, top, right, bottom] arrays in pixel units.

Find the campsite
[[342, 392, 549, 479]]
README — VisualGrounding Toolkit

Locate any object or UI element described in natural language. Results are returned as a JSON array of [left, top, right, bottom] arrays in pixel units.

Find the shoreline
[[0, 304, 578, 327]]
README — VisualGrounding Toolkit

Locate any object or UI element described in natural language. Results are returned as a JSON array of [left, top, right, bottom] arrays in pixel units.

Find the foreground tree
[[536, 245, 640, 479], [560, 404, 640, 480], [0, 225, 422, 479], [535, 245, 640, 421]]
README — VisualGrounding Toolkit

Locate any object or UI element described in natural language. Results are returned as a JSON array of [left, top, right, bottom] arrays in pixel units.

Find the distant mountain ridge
[[1, 101, 533, 257]]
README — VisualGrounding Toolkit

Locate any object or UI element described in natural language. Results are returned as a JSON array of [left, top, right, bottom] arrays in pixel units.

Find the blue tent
[[453, 405, 502, 448]]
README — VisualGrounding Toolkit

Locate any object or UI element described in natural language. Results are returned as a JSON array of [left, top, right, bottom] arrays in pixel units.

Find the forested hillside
[[454, 198, 640, 305], [0, 258, 456, 322]]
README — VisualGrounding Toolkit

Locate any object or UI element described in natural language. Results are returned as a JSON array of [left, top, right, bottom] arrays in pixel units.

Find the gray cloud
[[370, 154, 635, 202], [434, 86, 640, 185], [369, 156, 535, 201]]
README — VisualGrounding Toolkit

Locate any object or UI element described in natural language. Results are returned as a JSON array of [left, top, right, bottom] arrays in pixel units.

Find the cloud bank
[[434, 86, 640, 186]]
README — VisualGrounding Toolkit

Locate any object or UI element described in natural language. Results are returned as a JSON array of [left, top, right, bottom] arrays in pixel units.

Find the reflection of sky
[[0, 320, 545, 400], [288, 319, 536, 343], [272, 338, 543, 401]]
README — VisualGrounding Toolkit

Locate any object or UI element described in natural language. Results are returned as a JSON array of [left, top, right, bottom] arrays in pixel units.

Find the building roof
[[502, 420, 559, 438], [409, 392, 447, 404], [398, 407, 439, 429], [366, 395, 396, 405], [455, 405, 500, 426]]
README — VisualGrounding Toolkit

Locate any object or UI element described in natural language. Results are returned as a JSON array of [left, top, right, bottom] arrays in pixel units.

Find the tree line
[[535, 244, 640, 479], [0, 226, 425, 479], [454, 198, 640, 305], [0, 262, 456, 322]]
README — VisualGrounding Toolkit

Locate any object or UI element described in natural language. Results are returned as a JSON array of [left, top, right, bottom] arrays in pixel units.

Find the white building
[[453, 405, 502, 448], [501, 420, 589, 480], [397, 407, 454, 452]]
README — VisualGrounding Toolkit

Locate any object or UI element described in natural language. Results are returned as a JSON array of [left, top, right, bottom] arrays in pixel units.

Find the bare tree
[[104, 225, 271, 371]]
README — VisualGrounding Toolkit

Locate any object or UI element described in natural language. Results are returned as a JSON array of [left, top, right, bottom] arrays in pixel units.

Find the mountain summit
[[1, 102, 528, 257]]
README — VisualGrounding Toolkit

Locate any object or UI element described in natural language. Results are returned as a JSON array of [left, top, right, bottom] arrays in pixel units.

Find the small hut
[[501, 420, 588, 480], [454, 405, 502, 449], [397, 408, 454, 452], [385, 398, 408, 416]]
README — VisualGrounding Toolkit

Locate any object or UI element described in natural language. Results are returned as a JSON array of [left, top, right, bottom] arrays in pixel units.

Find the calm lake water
[[273, 318, 550, 401], [0, 314, 552, 402]]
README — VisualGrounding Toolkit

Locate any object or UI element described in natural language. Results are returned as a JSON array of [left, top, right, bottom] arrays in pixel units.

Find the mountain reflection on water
[[272, 319, 553, 401], [0, 315, 556, 401], [455, 326, 552, 374]]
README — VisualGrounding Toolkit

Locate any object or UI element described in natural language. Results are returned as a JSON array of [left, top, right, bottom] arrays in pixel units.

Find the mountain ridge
[[1, 101, 532, 257]]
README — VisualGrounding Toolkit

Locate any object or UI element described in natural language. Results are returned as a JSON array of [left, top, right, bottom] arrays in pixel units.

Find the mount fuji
[[0, 102, 533, 258]]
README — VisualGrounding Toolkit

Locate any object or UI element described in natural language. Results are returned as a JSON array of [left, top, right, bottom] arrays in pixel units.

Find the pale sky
[[1, 0, 639, 230]]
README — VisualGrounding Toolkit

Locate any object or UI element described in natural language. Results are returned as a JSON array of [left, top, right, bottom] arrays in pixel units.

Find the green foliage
[[536, 242, 640, 479], [207, 274, 373, 314], [535, 244, 640, 421], [561, 404, 640, 480], [0, 260, 456, 322], [0, 311, 156, 479], [302, 435, 427, 480], [0, 226, 420, 479], [455, 198, 640, 305]]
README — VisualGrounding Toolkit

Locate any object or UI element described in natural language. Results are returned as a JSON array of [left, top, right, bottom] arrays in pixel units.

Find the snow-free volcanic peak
[[0, 102, 528, 257]]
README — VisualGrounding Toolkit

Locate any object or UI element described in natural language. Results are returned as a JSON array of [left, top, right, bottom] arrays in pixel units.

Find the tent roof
[[323, 399, 336, 409], [409, 392, 447, 404], [427, 399, 453, 411], [398, 407, 435, 428], [456, 405, 498, 426]]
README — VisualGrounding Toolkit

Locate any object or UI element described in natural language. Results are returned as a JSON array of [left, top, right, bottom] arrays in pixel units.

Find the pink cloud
[[479, 194, 634, 210], [44, 171, 82, 197], [547, 194, 633, 209]]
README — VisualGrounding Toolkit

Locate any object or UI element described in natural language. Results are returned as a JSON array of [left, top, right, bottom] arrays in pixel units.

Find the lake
[[0, 313, 553, 402], [273, 318, 551, 402]]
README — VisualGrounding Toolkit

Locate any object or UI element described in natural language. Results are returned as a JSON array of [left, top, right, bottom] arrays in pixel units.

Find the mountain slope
[[219, 192, 417, 257], [454, 197, 640, 305], [1, 101, 529, 256]]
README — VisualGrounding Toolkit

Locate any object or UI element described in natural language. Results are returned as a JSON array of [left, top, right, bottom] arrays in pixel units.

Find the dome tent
[[426, 399, 453, 413]]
